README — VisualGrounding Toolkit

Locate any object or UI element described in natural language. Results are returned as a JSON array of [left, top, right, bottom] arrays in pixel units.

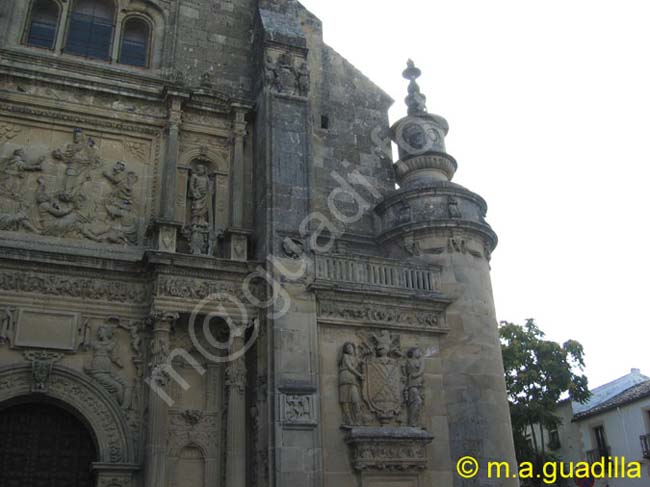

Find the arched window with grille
[[25, 0, 60, 49], [119, 17, 151, 67], [64, 0, 115, 60]]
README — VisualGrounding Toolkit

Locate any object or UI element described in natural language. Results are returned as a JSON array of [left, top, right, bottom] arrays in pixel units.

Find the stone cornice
[[379, 219, 499, 251], [376, 181, 489, 215]]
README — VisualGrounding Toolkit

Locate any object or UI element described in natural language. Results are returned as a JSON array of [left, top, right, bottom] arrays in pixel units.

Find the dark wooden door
[[0, 402, 97, 487]]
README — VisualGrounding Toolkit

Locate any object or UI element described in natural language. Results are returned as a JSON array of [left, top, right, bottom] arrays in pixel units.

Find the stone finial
[[403, 59, 427, 115]]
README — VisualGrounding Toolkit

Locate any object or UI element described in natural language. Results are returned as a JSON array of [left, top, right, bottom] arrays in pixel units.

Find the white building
[[549, 369, 650, 487]]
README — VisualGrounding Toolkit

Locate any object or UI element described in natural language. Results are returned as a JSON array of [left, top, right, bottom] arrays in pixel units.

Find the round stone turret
[[391, 60, 457, 185], [376, 61, 518, 487]]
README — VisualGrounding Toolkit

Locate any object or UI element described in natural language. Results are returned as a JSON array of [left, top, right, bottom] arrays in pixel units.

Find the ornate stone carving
[[156, 274, 248, 302], [339, 342, 363, 426], [338, 331, 429, 428], [448, 196, 461, 219], [319, 300, 445, 332], [0, 122, 22, 143], [0, 365, 135, 463], [405, 347, 424, 427], [23, 350, 63, 392], [52, 128, 102, 202], [83, 321, 133, 410], [168, 412, 219, 458], [281, 393, 316, 426], [185, 163, 216, 255], [0, 306, 16, 345], [282, 237, 304, 259], [296, 62, 310, 97], [0, 128, 142, 245], [0, 270, 150, 304], [124, 140, 149, 162], [0, 103, 160, 136], [225, 356, 247, 394], [361, 331, 404, 424], [264, 52, 309, 97], [344, 427, 433, 471], [0, 149, 43, 232], [181, 409, 204, 426]]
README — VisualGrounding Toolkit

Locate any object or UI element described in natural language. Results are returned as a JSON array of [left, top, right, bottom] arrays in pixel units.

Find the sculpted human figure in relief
[[339, 342, 363, 425], [52, 128, 101, 203], [84, 323, 132, 409], [187, 164, 213, 255], [405, 347, 424, 427]]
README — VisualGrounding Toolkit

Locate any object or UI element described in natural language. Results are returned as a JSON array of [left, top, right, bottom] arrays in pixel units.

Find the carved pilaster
[[143, 311, 178, 487], [225, 331, 247, 487], [157, 90, 189, 251]]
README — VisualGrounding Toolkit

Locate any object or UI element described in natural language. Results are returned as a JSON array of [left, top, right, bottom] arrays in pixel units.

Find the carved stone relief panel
[[264, 49, 310, 97], [338, 331, 426, 427], [280, 393, 317, 428], [0, 118, 157, 247]]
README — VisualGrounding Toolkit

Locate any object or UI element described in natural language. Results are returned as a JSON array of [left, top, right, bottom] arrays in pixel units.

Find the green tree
[[499, 319, 591, 485]]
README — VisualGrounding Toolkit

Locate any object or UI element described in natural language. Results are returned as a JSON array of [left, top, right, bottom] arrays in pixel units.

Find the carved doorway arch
[[0, 364, 136, 464], [0, 400, 98, 487]]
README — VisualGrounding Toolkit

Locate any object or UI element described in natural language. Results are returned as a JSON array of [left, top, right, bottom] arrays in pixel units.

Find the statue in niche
[[405, 347, 424, 427], [52, 128, 101, 203], [186, 163, 214, 255], [338, 342, 363, 425], [448, 196, 461, 219], [84, 322, 132, 410]]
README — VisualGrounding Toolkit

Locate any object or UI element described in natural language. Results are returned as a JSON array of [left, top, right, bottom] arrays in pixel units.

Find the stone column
[[225, 329, 247, 487], [144, 312, 178, 487], [227, 106, 251, 261], [156, 91, 188, 252]]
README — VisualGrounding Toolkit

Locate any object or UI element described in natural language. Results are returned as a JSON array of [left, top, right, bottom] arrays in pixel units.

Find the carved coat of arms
[[361, 331, 405, 424], [338, 329, 425, 428]]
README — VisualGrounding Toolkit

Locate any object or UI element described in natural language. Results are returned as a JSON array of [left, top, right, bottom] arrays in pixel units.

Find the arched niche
[[0, 364, 136, 465], [168, 443, 209, 487], [174, 149, 231, 255]]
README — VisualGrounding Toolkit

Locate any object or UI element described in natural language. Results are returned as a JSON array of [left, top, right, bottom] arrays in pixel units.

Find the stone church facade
[[0, 1, 517, 486]]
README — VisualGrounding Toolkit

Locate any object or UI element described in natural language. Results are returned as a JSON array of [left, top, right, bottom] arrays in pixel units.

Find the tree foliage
[[500, 318, 591, 483]]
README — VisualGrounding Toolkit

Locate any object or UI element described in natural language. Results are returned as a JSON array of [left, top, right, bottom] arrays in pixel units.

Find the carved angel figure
[[84, 323, 132, 409], [405, 347, 424, 427], [339, 342, 363, 425]]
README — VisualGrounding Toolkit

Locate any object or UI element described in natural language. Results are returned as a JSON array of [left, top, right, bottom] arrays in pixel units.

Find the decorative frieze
[[156, 274, 246, 301], [319, 300, 446, 333], [344, 427, 433, 472], [0, 270, 151, 304]]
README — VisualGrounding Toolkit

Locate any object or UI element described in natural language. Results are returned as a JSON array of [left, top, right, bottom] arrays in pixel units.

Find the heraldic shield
[[362, 355, 405, 424]]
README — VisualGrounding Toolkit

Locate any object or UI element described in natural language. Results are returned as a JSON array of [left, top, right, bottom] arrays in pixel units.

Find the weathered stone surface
[[0, 3, 516, 487]]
